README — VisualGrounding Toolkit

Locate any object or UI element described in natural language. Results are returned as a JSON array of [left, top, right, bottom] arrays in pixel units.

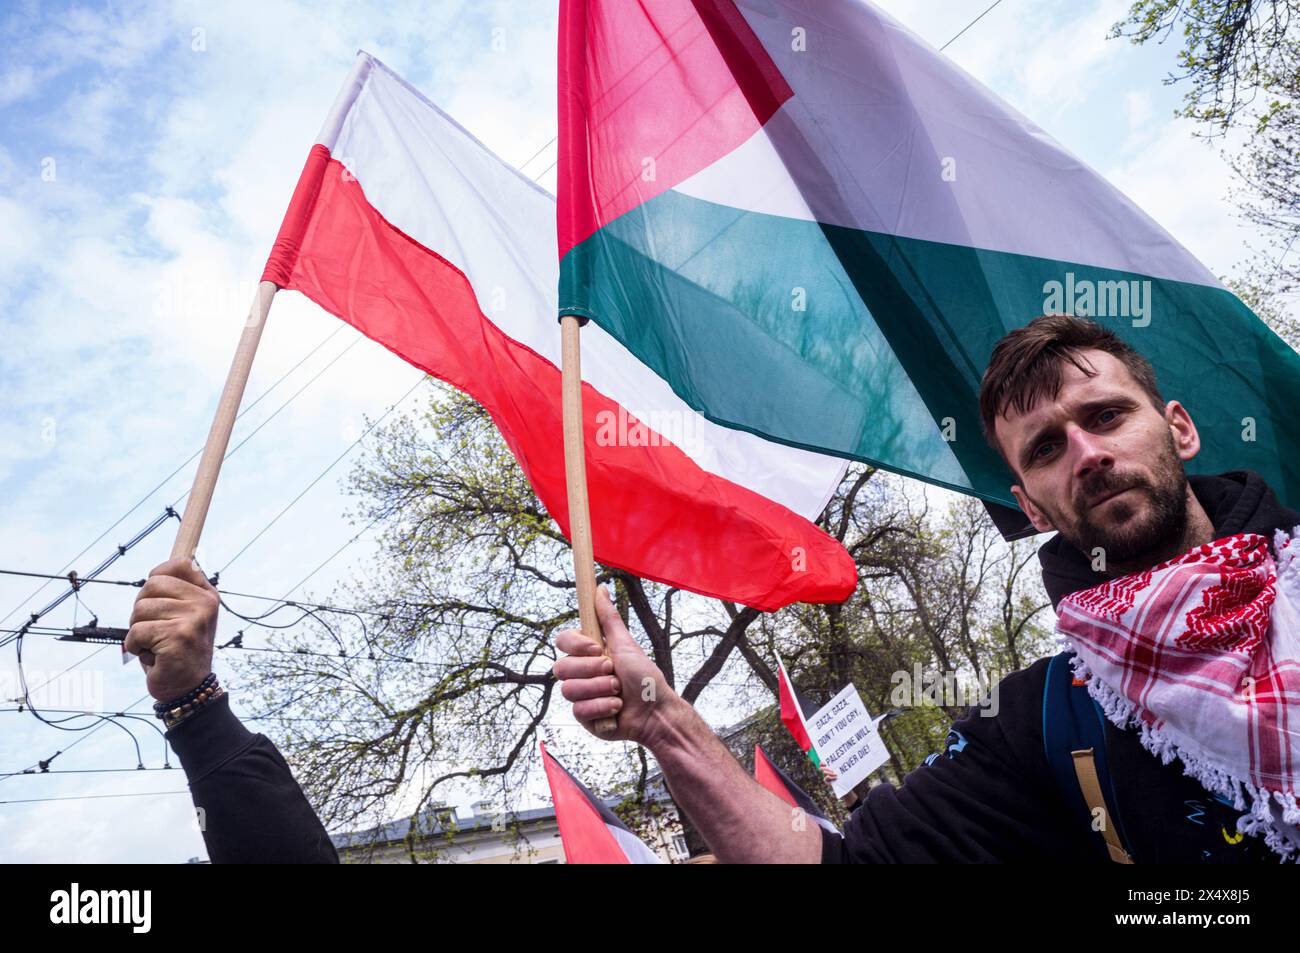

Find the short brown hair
[[979, 315, 1165, 476]]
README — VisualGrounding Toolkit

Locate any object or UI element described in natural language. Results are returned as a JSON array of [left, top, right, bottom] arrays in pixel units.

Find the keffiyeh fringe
[[1057, 522, 1300, 863]]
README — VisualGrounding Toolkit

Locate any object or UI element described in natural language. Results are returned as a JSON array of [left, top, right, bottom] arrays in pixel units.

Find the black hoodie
[[824, 470, 1300, 864], [167, 694, 339, 863]]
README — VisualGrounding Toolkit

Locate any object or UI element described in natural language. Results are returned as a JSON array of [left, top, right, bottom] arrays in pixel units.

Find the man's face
[[995, 349, 1200, 565]]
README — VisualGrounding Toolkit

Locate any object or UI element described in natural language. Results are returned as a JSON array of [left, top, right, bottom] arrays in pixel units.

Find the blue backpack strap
[[1042, 652, 1134, 861]]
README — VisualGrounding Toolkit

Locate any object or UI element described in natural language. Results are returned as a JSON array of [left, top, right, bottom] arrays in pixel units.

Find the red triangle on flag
[[540, 742, 636, 864]]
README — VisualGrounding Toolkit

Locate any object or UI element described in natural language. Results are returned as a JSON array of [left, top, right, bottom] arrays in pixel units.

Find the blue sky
[[0, 0, 1272, 861]]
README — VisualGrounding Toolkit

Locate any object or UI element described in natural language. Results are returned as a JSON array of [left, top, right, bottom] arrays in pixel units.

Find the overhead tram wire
[[0, 708, 613, 731], [4, 632, 475, 667], [0, 323, 353, 632], [0, 693, 153, 788], [0, 569, 150, 589], [8, 684, 170, 744], [1, 569, 866, 692], [19, 644, 112, 701], [1, 331, 363, 724], [216, 372, 428, 574], [939, 0, 1004, 50], [0, 568, 565, 637], [5, 587, 556, 681], [13, 603, 554, 665], [167, 334, 365, 513], [12, 621, 768, 692], [14, 624, 527, 667], [0, 569, 862, 691], [516, 135, 557, 174], [0, 509, 179, 652], [0, 790, 190, 806], [0, 767, 177, 779], [274, 512, 385, 604], [13, 610, 157, 752]]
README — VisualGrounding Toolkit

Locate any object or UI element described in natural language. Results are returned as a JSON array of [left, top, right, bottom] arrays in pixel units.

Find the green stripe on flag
[[560, 189, 1300, 511]]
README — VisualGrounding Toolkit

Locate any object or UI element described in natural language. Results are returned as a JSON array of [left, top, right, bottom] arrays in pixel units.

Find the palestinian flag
[[776, 652, 820, 767], [539, 742, 663, 864], [557, 0, 1300, 534], [262, 52, 855, 611], [754, 744, 838, 835]]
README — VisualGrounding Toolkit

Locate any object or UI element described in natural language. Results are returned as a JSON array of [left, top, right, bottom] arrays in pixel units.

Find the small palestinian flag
[[540, 742, 663, 864], [754, 745, 839, 835], [776, 653, 820, 767]]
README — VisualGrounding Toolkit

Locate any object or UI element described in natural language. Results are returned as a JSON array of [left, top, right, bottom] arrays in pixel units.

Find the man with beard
[[552, 314, 1300, 863]]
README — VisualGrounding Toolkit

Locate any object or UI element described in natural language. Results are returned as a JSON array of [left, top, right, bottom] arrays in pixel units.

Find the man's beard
[[1035, 431, 1190, 566]]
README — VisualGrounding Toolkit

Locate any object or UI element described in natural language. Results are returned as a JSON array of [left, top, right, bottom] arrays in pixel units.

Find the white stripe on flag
[[609, 824, 664, 864], [674, 0, 1219, 288], [317, 53, 848, 521]]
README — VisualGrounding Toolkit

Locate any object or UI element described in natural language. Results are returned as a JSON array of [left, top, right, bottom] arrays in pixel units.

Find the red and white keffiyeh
[[1055, 525, 1300, 861]]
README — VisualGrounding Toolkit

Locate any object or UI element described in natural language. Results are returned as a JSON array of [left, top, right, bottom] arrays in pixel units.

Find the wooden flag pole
[[170, 279, 278, 562], [560, 313, 618, 739]]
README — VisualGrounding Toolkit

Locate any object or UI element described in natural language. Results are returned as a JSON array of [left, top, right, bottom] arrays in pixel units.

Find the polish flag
[[261, 51, 856, 611]]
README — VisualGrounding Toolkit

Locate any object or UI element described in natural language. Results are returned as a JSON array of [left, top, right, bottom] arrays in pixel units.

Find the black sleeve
[[821, 658, 1094, 863], [166, 694, 339, 864]]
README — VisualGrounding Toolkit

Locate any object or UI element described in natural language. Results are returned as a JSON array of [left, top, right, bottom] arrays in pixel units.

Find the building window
[[671, 834, 688, 859]]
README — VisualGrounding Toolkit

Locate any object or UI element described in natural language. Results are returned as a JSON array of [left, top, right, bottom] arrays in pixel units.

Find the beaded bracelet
[[153, 672, 217, 715], [155, 673, 224, 730]]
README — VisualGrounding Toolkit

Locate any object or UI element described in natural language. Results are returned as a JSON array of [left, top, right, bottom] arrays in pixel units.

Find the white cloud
[[1106, 121, 1248, 277], [1125, 89, 1153, 131], [1016, 0, 1132, 115], [0, 64, 35, 107]]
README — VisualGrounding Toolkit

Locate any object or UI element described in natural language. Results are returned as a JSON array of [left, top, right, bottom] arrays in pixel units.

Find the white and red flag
[[539, 742, 663, 864], [261, 51, 855, 611]]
